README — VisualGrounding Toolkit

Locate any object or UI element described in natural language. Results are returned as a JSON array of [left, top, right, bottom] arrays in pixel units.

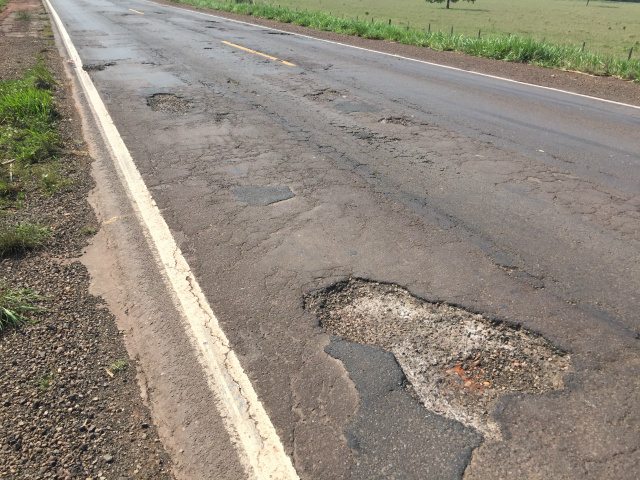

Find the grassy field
[[270, 0, 639, 59]]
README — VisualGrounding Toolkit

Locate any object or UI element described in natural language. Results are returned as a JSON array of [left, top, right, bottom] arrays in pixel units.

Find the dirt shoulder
[[0, 1, 174, 478], [152, 0, 640, 107]]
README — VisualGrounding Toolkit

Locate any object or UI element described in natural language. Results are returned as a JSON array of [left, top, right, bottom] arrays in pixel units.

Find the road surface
[[46, 0, 640, 478]]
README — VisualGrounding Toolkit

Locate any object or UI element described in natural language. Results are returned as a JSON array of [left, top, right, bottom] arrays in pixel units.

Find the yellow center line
[[221, 41, 295, 66], [129, 9, 144, 15]]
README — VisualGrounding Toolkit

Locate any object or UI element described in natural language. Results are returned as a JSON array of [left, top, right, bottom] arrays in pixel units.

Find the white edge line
[[43, 1, 299, 479], [141, 0, 640, 112]]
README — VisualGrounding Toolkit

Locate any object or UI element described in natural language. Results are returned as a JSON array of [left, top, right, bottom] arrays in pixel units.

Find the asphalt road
[[48, 0, 640, 478]]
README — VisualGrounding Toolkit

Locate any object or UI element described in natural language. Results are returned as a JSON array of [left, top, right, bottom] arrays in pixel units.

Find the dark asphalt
[[49, 0, 640, 478]]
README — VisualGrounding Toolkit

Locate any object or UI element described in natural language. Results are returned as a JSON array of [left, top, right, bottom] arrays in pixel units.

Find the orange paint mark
[[448, 364, 486, 391]]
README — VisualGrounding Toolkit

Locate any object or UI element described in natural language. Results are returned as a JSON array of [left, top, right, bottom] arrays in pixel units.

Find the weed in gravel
[[0, 223, 49, 256], [37, 161, 73, 194], [0, 283, 45, 331], [0, 174, 22, 200], [37, 371, 56, 390], [82, 226, 97, 235], [16, 11, 31, 21], [25, 61, 56, 91], [109, 359, 129, 373]]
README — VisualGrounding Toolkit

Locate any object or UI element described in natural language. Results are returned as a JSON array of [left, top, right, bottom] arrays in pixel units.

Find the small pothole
[[379, 116, 413, 126], [147, 93, 191, 114], [82, 61, 116, 72], [305, 278, 573, 438]]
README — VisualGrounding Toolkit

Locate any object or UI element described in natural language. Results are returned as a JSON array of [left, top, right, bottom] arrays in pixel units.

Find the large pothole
[[305, 278, 573, 438]]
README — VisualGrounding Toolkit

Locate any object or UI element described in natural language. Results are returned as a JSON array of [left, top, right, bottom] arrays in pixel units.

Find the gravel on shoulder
[[1, 1, 174, 478]]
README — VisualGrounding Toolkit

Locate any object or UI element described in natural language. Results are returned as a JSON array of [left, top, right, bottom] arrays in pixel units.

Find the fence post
[[582, 42, 585, 52], [451, 26, 453, 36], [478, 29, 481, 39], [428, 23, 430, 33], [629, 47, 634, 61]]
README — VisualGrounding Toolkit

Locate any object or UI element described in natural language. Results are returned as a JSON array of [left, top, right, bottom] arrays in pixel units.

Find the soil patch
[[305, 278, 573, 438]]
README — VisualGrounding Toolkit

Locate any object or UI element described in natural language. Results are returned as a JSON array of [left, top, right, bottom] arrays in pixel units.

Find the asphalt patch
[[231, 185, 294, 206], [334, 101, 382, 114], [325, 338, 481, 479], [147, 93, 191, 114], [306, 278, 573, 439]]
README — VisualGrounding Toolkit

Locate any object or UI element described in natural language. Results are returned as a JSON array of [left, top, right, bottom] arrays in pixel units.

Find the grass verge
[[168, 0, 640, 83], [0, 58, 65, 212], [0, 223, 50, 256], [0, 282, 45, 330]]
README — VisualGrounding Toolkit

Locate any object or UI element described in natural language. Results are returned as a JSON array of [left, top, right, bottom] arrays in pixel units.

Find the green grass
[[16, 10, 31, 21], [171, 0, 640, 82], [0, 283, 45, 331], [0, 223, 50, 256], [265, 0, 640, 59], [0, 60, 64, 207], [0, 0, 10, 13], [37, 161, 73, 194], [0, 62, 59, 166], [109, 359, 129, 373], [37, 371, 55, 390]]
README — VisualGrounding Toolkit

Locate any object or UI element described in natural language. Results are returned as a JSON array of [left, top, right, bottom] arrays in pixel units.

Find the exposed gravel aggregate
[[306, 278, 573, 438], [146, 94, 191, 114], [1, 2, 174, 478]]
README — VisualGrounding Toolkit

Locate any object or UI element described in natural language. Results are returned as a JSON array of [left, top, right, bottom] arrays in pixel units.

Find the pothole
[[304, 278, 573, 439], [146, 93, 191, 114], [82, 61, 116, 71], [379, 116, 413, 126]]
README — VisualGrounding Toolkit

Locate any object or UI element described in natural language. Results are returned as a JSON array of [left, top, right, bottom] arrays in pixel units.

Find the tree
[[427, 0, 476, 9]]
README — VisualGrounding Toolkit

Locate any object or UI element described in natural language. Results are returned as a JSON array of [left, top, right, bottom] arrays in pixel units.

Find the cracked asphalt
[[48, 0, 640, 477]]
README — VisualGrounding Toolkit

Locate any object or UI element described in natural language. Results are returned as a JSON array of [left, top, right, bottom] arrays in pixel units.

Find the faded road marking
[[129, 8, 144, 14], [44, 1, 299, 479], [222, 40, 296, 66]]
